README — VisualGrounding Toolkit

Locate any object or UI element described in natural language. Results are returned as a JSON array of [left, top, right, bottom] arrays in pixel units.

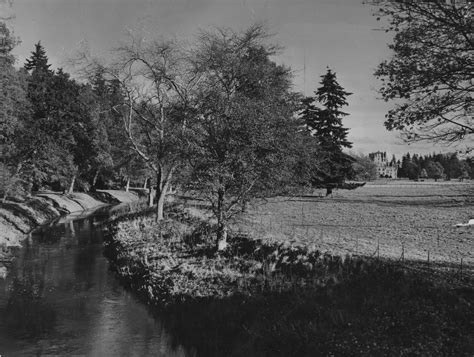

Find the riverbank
[[0, 190, 140, 249], [104, 209, 474, 356]]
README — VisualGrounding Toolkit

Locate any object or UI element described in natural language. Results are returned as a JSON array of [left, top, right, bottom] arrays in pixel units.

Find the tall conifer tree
[[301, 69, 354, 194]]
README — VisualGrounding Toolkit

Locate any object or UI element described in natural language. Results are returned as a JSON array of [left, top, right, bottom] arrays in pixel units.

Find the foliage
[[301, 69, 354, 191], [370, 0, 474, 148], [0, 162, 22, 200], [351, 153, 378, 181], [20, 43, 77, 191], [0, 21, 28, 184], [397, 151, 471, 180], [425, 161, 444, 181], [185, 24, 305, 248], [88, 69, 141, 189]]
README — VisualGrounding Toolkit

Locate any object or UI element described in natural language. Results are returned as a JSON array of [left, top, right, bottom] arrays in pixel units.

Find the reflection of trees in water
[[74, 245, 97, 290], [4, 277, 56, 338]]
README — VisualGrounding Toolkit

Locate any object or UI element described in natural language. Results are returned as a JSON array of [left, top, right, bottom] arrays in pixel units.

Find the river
[[0, 206, 194, 356]]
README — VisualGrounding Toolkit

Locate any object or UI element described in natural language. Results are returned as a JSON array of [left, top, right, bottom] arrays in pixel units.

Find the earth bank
[[0, 190, 141, 276]]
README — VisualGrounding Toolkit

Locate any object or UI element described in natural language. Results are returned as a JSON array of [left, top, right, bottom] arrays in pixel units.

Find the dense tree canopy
[[396, 151, 472, 180], [0, 21, 27, 199], [370, 0, 473, 148]]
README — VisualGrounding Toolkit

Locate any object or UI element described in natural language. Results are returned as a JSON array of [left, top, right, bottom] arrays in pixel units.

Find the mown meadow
[[234, 181, 474, 268]]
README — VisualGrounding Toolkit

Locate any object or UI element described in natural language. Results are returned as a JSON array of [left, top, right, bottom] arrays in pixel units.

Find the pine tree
[[301, 69, 354, 194], [24, 41, 51, 72], [21, 43, 78, 192], [303, 69, 352, 150]]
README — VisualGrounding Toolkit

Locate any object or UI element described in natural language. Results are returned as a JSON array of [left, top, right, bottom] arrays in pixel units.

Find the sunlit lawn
[[233, 180, 474, 266]]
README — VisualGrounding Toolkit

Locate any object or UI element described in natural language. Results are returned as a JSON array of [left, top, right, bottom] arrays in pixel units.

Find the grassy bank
[[104, 209, 474, 356]]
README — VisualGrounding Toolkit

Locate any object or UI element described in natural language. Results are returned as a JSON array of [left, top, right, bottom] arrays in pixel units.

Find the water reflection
[[0, 209, 192, 356]]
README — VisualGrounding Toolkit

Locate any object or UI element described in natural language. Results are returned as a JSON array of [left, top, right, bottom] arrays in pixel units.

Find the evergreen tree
[[301, 69, 353, 194], [21, 44, 77, 192], [303, 69, 352, 150], [445, 153, 463, 180], [24, 41, 51, 72]]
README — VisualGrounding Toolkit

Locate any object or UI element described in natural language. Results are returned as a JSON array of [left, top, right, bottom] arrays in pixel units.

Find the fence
[[231, 197, 473, 284]]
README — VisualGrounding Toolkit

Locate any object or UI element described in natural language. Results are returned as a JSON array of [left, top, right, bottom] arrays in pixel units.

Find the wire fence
[[231, 199, 473, 284]]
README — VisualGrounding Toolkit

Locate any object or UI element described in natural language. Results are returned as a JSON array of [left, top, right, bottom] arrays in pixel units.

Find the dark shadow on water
[[2, 276, 57, 339]]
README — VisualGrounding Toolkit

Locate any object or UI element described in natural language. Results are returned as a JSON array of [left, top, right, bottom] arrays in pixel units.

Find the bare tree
[[89, 33, 199, 220]]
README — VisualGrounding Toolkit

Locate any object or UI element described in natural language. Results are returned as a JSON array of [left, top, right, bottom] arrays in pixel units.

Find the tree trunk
[[143, 177, 148, 189], [91, 170, 100, 190], [155, 168, 173, 221], [156, 186, 166, 221], [148, 187, 155, 208], [26, 180, 33, 197], [68, 175, 76, 195], [125, 177, 130, 192], [216, 188, 228, 251], [326, 187, 333, 197]]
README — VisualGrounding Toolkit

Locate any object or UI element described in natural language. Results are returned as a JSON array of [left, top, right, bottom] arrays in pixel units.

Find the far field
[[233, 180, 473, 267]]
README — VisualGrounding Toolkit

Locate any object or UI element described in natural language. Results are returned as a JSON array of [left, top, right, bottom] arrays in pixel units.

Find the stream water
[[0, 206, 193, 356]]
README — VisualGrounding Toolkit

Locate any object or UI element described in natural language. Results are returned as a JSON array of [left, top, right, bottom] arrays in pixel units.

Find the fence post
[[301, 202, 304, 226], [377, 237, 380, 259]]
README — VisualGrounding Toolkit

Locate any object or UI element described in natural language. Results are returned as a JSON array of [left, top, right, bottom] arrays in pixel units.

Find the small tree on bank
[[301, 69, 354, 195], [186, 25, 304, 250]]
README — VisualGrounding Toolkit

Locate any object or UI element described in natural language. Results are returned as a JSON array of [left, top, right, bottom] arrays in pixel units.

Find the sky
[[2, 0, 451, 158]]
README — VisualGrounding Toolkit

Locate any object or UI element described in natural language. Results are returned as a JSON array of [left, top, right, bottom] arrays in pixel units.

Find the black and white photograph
[[0, 0, 473, 355]]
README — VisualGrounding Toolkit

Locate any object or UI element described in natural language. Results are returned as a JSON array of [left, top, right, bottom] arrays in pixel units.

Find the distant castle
[[369, 151, 398, 179]]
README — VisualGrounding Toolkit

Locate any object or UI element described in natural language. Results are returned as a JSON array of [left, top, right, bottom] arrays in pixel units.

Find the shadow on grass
[[151, 266, 474, 356]]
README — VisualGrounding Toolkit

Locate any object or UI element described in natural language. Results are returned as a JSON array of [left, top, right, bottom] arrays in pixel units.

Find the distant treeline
[[397, 153, 473, 181]]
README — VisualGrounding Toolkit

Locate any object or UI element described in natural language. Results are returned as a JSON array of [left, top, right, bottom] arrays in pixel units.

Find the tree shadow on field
[[158, 266, 474, 357]]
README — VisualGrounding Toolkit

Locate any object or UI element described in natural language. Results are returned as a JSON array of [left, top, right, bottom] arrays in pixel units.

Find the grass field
[[234, 180, 474, 267]]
